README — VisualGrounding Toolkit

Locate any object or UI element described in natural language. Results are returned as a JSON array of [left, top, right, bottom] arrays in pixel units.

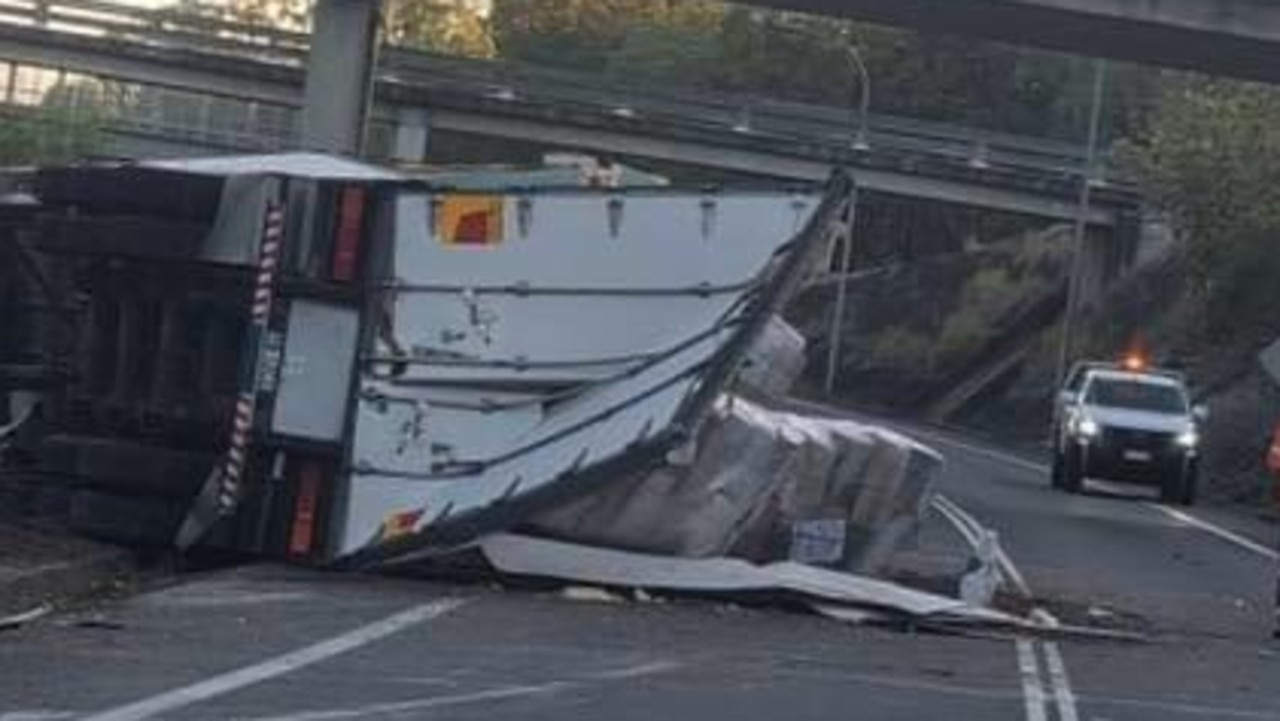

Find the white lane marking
[[1042, 642, 1080, 721], [248, 661, 682, 721], [1146, 503, 1279, 561], [933, 494, 1032, 597], [0, 712, 76, 721], [935, 497, 1080, 721], [1015, 639, 1049, 721], [80, 598, 465, 721], [250, 683, 574, 721], [909, 429, 1047, 475], [588, 661, 684, 680]]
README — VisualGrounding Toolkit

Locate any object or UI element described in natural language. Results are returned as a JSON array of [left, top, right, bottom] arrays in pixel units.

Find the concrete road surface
[[2, 418, 1278, 721]]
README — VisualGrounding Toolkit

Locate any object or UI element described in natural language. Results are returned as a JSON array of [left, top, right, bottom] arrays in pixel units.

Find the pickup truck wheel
[[1178, 464, 1199, 506], [68, 490, 183, 547], [1050, 450, 1066, 489], [1060, 446, 1084, 494], [1159, 470, 1191, 506]]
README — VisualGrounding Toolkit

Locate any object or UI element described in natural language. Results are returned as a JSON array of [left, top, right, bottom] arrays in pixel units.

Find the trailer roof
[[144, 153, 404, 181]]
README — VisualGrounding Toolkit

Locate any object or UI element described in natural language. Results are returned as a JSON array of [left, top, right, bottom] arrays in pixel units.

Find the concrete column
[[392, 108, 431, 164], [301, 0, 381, 156], [1075, 230, 1112, 311]]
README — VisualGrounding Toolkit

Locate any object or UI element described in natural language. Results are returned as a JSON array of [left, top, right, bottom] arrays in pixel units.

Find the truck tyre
[[68, 490, 183, 547], [42, 436, 212, 502]]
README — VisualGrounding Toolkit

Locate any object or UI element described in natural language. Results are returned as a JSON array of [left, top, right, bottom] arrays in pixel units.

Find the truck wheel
[[42, 436, 212, 502], [68, 490, 183, 547], [1060, 447, 1084, 494]]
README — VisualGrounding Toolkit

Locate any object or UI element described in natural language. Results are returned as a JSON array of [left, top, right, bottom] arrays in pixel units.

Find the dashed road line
[[80, 598, 465, 721]]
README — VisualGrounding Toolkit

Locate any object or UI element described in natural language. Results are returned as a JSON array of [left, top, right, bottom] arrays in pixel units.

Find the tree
[[0, 79, 106, 165], [492, 0, 722, 71], [384, 0, 495, 57], [1123, 77, 1280, 343], [207, 0, 494, 56]]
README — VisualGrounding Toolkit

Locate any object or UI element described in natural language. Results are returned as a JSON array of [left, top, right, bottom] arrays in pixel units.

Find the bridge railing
[[0, 0, 1117, 184]]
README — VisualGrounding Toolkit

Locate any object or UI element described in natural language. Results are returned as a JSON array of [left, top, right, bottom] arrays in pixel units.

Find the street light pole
[[845, 46, 872, 152], [824, 44, 871, 396], [1055, 58, 1108, 385], [824, 181, 860, 396]]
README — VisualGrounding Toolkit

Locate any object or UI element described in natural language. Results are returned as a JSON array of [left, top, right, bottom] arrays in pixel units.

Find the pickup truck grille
[[1100, 426, 1174, 450]]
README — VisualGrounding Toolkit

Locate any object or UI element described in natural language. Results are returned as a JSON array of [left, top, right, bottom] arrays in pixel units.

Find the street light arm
[[844, 45, 872, 150]]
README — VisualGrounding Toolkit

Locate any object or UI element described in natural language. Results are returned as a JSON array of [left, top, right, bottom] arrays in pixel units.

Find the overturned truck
[[2, 153, 889, 567]]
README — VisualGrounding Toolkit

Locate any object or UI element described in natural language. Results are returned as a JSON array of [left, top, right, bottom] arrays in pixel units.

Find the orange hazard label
[[437, 195, 504, 247]]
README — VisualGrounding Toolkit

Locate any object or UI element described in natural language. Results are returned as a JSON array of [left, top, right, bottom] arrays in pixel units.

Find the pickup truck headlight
[[1176, 429, 1199, 448], [1075, 417, 1100, 439]]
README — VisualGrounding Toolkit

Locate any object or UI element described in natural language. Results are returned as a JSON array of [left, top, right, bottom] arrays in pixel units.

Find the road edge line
[[1146, 503, 1279, 561]]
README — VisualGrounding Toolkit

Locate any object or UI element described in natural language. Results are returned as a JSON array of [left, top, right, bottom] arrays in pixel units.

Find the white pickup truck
[[1051, 361, 1207, 505]]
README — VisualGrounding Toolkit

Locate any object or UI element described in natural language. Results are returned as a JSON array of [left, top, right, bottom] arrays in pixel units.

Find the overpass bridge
[[760, 0, 1280, 84], [0, 0, 1137, 227]]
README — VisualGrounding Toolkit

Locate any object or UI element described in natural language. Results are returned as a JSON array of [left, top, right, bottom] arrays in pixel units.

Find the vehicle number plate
[[1123, 449, 1153, 462]]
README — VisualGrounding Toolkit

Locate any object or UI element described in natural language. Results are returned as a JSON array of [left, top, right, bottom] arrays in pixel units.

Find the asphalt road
[[2, 419, 1279, 721]]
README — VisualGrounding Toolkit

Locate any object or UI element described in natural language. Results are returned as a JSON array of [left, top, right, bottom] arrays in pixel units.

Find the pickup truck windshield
[[1086, 378, 1188, 414]]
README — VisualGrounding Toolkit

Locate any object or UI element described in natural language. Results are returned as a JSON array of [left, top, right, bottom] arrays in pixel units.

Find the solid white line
[[911, 429, 1047, 475], [80, 598, 465, 721], [1147, 504, 1279, 561], [1042, 642, 1080, 721], [1015, 639, 1049, 721]]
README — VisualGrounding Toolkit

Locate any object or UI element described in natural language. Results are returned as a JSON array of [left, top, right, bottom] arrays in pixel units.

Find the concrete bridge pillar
[[1075, 210, 1141, 310], [300, 0, 381, 156], [392, 108, 431, 165]]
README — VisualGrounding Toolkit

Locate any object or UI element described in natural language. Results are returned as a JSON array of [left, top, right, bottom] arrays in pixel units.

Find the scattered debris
[[0, 604, 50, 631], [959, 531, 1001, 607], [560, 586, 626, 604], [1087, 605, 1117, 621], [70, 615, 126, 631], [482, 533, 1011, 624]]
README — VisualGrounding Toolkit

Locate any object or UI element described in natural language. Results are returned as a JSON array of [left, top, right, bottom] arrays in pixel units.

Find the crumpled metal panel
[[336, 174, 851, 565]]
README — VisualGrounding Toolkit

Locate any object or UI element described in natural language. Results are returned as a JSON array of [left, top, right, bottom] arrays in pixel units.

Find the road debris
[[0, 604, 50, 631]]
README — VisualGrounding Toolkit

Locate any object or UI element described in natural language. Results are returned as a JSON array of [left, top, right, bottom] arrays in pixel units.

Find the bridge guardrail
[[0, 0, 1123, 186]]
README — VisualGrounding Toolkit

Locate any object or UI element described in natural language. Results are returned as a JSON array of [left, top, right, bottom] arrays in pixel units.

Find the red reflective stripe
[[332, 187, 366, 282], [288, 460, 323, 557]]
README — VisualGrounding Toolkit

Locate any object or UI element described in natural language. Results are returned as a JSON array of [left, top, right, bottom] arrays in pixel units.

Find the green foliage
[[936, 308, 990, 364], [384, 0, 495, 57], [868, 325, 935, 376], [209, 0, 494, 57], [1123, 78, 1280, 341], [491, 0, 722, 72], [0, 80, 105, 165]]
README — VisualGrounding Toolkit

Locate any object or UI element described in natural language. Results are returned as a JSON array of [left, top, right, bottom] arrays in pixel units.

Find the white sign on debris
[[1261, 337, 1280, 386]]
